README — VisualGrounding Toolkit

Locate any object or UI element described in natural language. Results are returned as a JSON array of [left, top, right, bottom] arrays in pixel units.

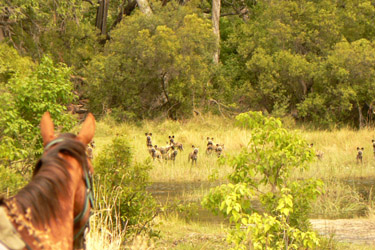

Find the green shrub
[[0, 165, 26, 196], [203, 112, 323, 249], [0, 54, 75, 168], [94, 136, 159, 238]]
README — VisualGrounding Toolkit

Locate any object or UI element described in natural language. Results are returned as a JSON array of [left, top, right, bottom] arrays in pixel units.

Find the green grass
[[154, 214, 228, 250]]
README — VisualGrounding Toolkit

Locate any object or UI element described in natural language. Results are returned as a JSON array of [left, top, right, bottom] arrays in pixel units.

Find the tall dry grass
[[86, 176, 126, 250], [87, 176, 155, 250], [94, 115, 375, 183], [297, 127, 375, 180], [93, 115, 244, 183]]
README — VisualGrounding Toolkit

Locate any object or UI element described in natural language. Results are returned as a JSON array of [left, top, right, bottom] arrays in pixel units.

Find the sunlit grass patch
[[311, 179, 368, 219], [154, 213, 228, 250]]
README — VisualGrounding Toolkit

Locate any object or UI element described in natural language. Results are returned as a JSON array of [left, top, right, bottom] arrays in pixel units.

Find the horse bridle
[[44, 138, 94, 249]]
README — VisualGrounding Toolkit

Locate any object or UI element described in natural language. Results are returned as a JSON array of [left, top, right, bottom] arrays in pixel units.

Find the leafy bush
[[202, 112, 323, 249], [0, 165, 26, 196], [0, 59, 75, 162], [94, 136, 159, 238], [85, 3, 216, 120], [0, 48, 76, 169]]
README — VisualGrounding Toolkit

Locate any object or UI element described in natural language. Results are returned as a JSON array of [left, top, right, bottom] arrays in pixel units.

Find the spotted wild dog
[[168, 146, 178, 162], [309, 143, 324, 160], [147, 145, 154, 156], [87, 145, 94, 160], [145, 133, 153, 147], [155, 143, 170, 160], [169, 135, 184, 151], [316, 150, 324, 160], [206, 137, 215, 155], [188, 145, 199, 165], [357, 147, 364, 164], [161, 142, 172, 154], [215, 143, 224, 158], [86, 140, 96, 159], [151, 145, 162, 161]]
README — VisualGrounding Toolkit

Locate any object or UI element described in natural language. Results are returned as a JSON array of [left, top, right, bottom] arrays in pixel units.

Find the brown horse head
[[2, 112, 95, 250]]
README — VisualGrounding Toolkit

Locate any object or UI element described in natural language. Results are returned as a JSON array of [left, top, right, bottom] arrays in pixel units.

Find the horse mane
[[12, 133, 88, 227]]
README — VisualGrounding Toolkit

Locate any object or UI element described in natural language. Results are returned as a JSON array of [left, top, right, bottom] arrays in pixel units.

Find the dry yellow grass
[[93, 116, 375, 183], [295, 127, 375, 180], [92, 115, 242, 183]]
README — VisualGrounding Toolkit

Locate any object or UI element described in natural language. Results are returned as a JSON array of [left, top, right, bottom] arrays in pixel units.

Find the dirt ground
[[310, 219, 375, 245]]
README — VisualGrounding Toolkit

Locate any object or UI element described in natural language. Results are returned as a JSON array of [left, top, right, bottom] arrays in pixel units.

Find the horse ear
[[77, 113, 96, 145], [40, 112, 56, 146]]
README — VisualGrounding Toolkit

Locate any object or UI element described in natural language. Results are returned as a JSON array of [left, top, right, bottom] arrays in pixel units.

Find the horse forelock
[[14, 133, 89, 227]]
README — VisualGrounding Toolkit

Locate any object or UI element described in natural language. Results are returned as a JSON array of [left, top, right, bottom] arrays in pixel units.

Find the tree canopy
[[1, 0, 375, 126]]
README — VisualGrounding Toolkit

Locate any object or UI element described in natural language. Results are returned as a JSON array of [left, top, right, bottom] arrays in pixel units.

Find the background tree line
[[2, 0, 375, 163]]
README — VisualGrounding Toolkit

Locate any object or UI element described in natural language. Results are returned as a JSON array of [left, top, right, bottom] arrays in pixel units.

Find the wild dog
[[372, 140, 375, 158], [86, 140, 95, 159], [188, 145, 199, 165], [168, 146, 178, 162], [206, 137, 215, 155], [160, 142, 172, 154], [316, 150, 324, 160], [145, 133, 153, 147], [147, 145, 154, 156], [207, 137, 214, 147], [155, 144, 170, 160], [151, 145, 162, 160], [87, 146, 94, 160], [169, 135, 184, 151], [215, 143, 224, 158], [165, 141, 172, 150], [309, 143, 324, 160], [357, 147, 364, 164]]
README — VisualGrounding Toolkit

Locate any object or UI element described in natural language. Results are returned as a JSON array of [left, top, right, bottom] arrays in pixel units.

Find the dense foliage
[[203, 112, 323, 249], [0, 44, 75, 167], [217, 0, 375, 127], [2, 0, 375, 126], [85, 3, 217, 120]]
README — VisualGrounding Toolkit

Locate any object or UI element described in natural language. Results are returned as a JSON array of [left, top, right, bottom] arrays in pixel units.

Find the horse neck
[[12, 154, 83, 250]]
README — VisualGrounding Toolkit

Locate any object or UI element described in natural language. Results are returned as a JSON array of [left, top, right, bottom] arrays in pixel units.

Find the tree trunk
[[0, 7, 11, 42], [136, 0, 152, 15], [110, 0, 137, 31], [0, 27, 5, 41], [212, 0, 221, 64], [96, 0, 109, 35], [358, 104, 364, 128]]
